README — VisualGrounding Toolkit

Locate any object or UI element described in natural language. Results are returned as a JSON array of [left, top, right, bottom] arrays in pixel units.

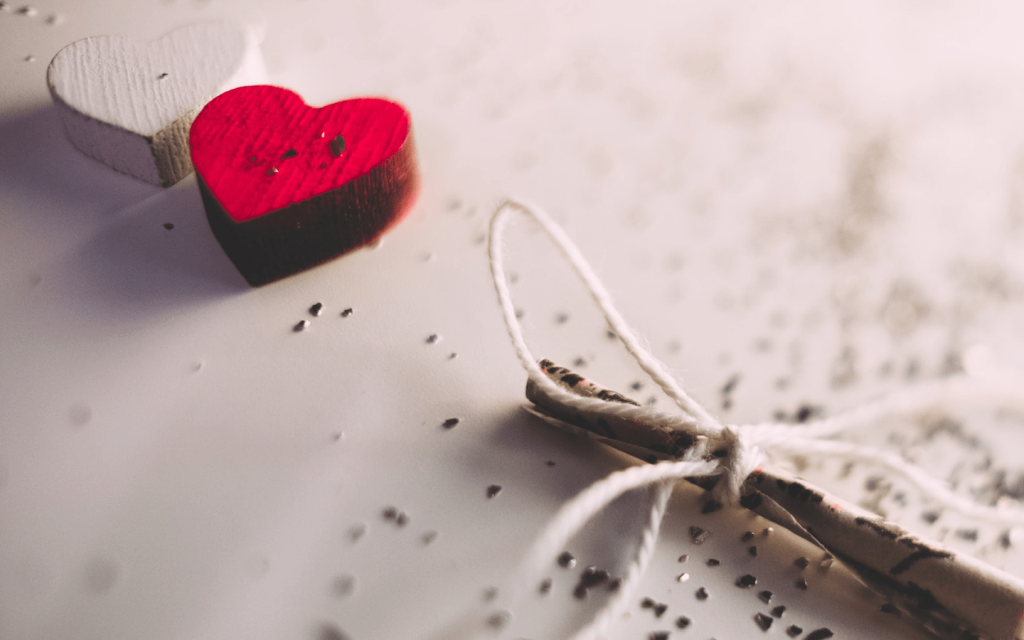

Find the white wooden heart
[[47, 21, 266, 187]]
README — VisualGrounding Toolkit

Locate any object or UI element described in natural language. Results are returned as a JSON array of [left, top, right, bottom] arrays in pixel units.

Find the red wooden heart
[[189, 85, 419, 286]]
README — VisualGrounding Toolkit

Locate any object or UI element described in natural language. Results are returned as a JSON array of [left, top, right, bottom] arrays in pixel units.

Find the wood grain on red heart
[[189, 85, 420, 286]]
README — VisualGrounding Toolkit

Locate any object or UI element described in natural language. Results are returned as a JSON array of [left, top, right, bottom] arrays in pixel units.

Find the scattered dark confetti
[[309, 302, 323, 317], [421, 531, 437, 545], [794, 557, 809, 569], [742, 531, 755, 542], [805, 628, 834, 640], [748, 546, 758, 557], [630, 381, 644, 391], [515, 309, 525, 319], [573, 357, 587, 367], [579, 566, 610, 588], [695, 587, 708, 600], [426, 334, 439, 344], [557, 551, 577, 569], [347, 523, 367, 542], [649, 632, 670, 640], [754, 612, 773, 631], [880, 603, 900, 615], [449, 352, 458, 359], [382, 507, 398, 520], [641, 597, 655, 609], [330, 432, 342, 442], [794, 404, 820, 423], [318, 622, 350, 640], [720, 373, 740, 394], [486, 611, 510, 629], [678, 554, 688, 563], [573, 584, 588, 599], [486, 485, 503, 499], [771, 605, 786, 618], [329, 135, 347, 157], [795, 578, 807, 590], [737, 574, 757, 588], [293, 320, 309, 332], [395, 512, 409, 527], [556, 313, 569, 324], [676, 573, 690, 582], [1000, 530, 1013, 549], [702, 499, 723, 514], [956, 528, 979, 542], [163, 222, 174, 230], [442, 418, 460, 430], [482, 587, 498, 601], [545, 460, 556, 467], [706, 558, 720, 567], [340, 308, 354, 318], [689, 526, 710, 544], [653, 603, 668, 617], [606, 330, 617, 340], [607, 577, 621, 592], [759, 590, 772, 603], [330, 575, 355, 598], [786, 625, 803, 637], [539, 578, 552, 594], [675, 616, 691, 629]]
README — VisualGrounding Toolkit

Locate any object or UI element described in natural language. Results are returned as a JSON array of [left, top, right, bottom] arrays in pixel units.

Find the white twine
[[481, 197, 1024, 640]]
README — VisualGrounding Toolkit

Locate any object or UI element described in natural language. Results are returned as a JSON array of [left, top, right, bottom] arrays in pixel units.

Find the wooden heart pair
[[48, 21, 420, 286]]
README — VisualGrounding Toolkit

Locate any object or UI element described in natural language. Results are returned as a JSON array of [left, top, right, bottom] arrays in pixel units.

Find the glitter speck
[[330, 135, 347, 157]]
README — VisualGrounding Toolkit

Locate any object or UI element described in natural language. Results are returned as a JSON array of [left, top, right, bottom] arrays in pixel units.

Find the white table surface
[[4, 1, 1024, 639]]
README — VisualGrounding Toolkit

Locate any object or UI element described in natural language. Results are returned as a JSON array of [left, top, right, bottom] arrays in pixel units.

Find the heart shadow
[[0, 105, 249, 324]]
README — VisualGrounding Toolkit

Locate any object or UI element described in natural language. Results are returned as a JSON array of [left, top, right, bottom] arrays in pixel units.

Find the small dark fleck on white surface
[[956, 528, 979, 542], [347, 523, 367, 542], [426, 334, 439, 344], [675, 616, 691, 629], [309, 302, 323, 317], [395, 512, 409, 527], [758, 590, 772, 603], [293, 320, 309, 332], [482, 586, 498, 601], [341, 308, 353, 318], [486, 610, 510, 629], [787, 624, 803, 637], [449, 352, 458, 359], [16, 5, 37, 16], [539, 578, 552, 594], [556, 312, 569, 324], [557, 551, 576, 569], [795, 578, 807, 590], [318, 622, 350, 640], [771, 605, 786, 617], [677, 554, 688, 563], [706, 558, 720, 567], [736, 574, 757, 588], [442, 418, 460, 430], [695, 587, 709, 600], [421, 531, 438, 545], [741, 531, 754, 542], [382, 507, 398, 520], [486, 485, 502, 499], [754, 612, 773, 631], [794, 557, 809, 569], [330, 574, 355, 597], [805, 628, 834, 640], [157, 72, 168, 79], [649, 632, 669, 640], [689, 526, 710, 544], [748, 545, 758, 557], [163, 222, 174, 230]]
